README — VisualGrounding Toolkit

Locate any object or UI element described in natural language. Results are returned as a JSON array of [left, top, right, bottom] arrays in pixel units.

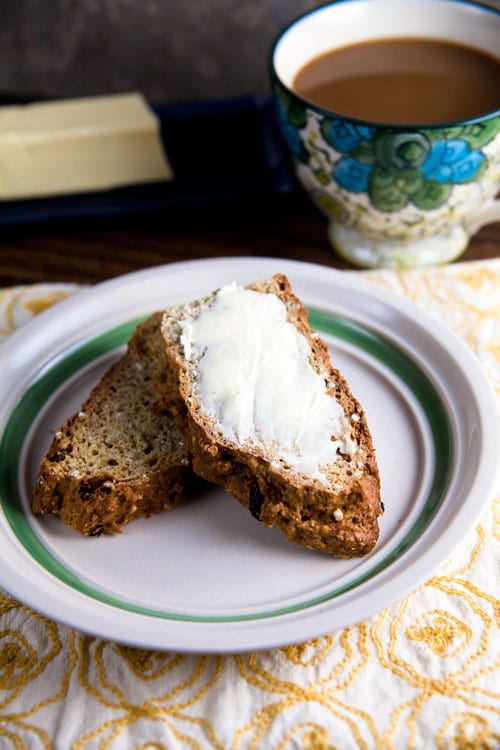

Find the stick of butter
[[0, 92, 173, 200]]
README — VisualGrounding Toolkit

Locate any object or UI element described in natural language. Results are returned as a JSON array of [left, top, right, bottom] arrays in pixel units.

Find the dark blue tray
[[0, 95, 295, 226]]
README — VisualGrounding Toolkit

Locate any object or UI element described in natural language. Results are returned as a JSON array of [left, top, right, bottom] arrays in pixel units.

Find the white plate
[[0, 257, 498, 653]]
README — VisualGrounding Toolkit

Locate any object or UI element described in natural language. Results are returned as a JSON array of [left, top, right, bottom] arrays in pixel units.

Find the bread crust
[[157, 274, 382, 557], [32, 314, 193, 536]]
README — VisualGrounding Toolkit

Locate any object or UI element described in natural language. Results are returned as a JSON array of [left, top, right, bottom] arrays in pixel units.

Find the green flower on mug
[[320, 118, 499, 212]]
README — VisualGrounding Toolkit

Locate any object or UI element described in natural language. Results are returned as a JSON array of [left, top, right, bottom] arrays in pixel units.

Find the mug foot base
[[328, 223, 469, 269]]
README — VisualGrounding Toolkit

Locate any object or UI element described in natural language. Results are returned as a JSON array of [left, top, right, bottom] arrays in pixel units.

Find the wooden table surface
[[0, 188, 499, 287]]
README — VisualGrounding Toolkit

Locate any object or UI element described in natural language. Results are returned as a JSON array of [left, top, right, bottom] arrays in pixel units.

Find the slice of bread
[[32, 313, 193, 536], [154, 274, 382, 558]]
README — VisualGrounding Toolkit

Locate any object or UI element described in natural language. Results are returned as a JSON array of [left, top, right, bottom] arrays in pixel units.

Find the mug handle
[[463, 198, 500, 236]]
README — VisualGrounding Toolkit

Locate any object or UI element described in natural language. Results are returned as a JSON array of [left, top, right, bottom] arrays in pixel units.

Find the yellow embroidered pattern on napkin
[[0, 260, 499, 750]]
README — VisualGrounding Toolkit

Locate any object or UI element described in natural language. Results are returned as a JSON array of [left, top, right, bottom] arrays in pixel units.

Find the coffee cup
[[270, 0, 500, 268]]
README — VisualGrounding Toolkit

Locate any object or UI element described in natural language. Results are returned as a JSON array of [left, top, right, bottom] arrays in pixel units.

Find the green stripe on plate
[[0, 311, 453, 622]]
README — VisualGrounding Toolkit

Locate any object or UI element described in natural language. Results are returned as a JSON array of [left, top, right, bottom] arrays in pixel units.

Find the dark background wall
[[0, 0, 499, 105], [0, 0, 319, 103]]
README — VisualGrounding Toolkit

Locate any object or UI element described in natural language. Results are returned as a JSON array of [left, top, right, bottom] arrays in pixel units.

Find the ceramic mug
[[270, 0, 500, 268]]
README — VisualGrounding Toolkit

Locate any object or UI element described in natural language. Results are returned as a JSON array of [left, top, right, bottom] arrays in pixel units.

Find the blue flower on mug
[[320, 119, 496, 212], [420, 140, 484, 183], [322, 121, 376, 154], [277, 103, 304, 158], [275, 95, 309, 162]]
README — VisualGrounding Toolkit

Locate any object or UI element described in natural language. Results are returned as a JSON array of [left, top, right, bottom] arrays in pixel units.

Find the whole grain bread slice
[[32, 313, 193, 535], [154, 274, 382, 558]]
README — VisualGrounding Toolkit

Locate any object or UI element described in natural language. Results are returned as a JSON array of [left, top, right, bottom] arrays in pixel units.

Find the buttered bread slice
[[32, 313, 193, 535], [156, 274, 382, 558]]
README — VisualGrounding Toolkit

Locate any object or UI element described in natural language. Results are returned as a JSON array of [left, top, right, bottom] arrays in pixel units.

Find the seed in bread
[[155, 274, 382, 558], [31, 313, 193, 535]]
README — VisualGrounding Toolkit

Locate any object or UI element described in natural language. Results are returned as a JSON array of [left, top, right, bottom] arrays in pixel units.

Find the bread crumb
[[334, 509, 344, 521], [342, 438, 357, 455]]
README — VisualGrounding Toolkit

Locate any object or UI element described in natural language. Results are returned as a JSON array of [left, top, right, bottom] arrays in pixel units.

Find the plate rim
[[0, 256, 499, 652]]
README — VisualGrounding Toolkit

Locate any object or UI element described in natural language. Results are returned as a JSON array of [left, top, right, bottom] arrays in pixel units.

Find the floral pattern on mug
[[323, 119, 499, 212], [276, 97, 309, 162], [276, 89, 500, 214]]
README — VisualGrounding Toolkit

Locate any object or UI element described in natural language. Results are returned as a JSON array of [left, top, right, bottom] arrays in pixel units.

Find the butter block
[[0, 93, 173, 200]]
